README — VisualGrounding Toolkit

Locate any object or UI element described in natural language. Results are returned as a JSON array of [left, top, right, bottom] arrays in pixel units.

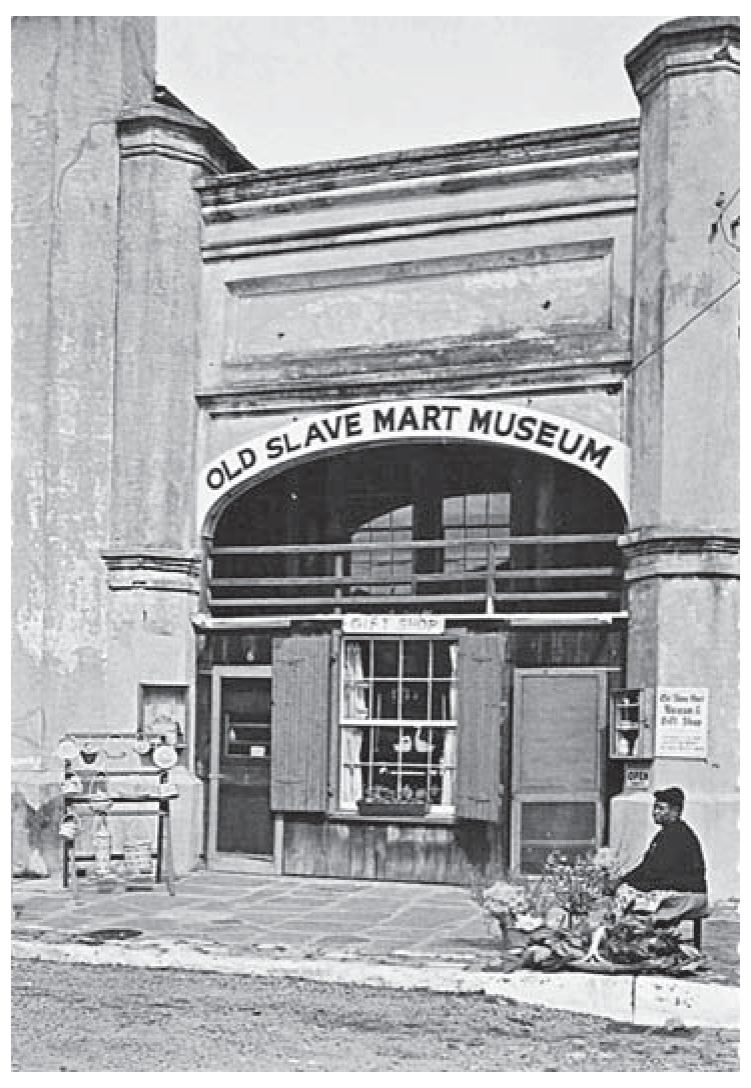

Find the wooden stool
[[682, 909, 710, 949]]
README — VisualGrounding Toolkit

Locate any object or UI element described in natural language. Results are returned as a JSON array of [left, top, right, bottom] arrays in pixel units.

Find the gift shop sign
[[197, 398, 630, 530], [655, 688, 709, 759], [342, 614, 445, 636]]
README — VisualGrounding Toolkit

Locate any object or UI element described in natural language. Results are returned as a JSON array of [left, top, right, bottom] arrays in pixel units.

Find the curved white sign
[[197, 398, 630, 531]]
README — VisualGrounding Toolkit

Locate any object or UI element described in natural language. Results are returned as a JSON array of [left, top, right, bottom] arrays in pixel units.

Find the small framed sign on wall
[[654, 688, 709, 760]]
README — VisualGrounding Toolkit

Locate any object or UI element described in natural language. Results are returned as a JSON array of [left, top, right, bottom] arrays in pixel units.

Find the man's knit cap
[[654, 786, 685, 810]]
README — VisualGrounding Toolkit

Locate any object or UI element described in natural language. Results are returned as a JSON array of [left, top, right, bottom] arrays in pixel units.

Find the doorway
[[510, 667, 612, 873], [207, 666, 274, 868]]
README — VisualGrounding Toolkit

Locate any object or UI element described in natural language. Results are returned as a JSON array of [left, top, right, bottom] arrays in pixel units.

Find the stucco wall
[[616, 19, 740, 899], [11, 17, 156, 874], [12, 17, 155, 770], [197, 123, 638, 433], [628, 33, 739, 534]]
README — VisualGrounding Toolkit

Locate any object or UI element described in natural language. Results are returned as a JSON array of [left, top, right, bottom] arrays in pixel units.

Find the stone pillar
[[11, 17, 156, 876], [104, 97, 251, 871], [612, 19, 739, 899]]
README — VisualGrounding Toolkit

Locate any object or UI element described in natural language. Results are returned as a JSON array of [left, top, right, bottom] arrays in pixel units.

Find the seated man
[[614, 786, 709, 927]]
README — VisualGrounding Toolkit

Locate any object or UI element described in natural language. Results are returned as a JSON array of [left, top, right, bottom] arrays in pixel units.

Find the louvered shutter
[[455, 632, 507, 822], [270, 634, 331, 812]]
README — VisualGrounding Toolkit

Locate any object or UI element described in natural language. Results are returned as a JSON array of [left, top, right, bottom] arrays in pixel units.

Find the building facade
[[12, 17, 740, 898]]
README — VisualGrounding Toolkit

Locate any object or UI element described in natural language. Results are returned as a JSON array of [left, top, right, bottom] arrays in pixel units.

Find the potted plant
[[471, 848, 623, 951], [472, 876, 557, 949], [542, 849, 619, 930]]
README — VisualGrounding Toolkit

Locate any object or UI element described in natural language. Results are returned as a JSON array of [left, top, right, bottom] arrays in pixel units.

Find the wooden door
[[209, 667, 274, 862], [511, 668, 609, 873]]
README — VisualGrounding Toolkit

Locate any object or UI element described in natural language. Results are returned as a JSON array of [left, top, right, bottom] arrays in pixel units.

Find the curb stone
[[632, 974, 740, 1030], [11, 937, 739, 1031]]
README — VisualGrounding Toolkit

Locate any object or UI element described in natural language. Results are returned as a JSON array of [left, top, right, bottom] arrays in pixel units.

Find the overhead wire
[[630, 187, 740, 375], [630, 277, 740, 375]]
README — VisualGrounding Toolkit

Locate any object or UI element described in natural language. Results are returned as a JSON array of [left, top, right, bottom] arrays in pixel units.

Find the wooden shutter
[[270, 634, 331, 812], [511, 668, 607, 873], [455, 632, 507, 822]]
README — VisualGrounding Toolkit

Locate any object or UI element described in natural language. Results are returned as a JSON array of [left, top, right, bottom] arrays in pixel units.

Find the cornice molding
[[196, 367, 628, 420], [201, 194, 637, 263], [118, 103, 253, 176], [618, 528, 739, 551], [625, 17, 740, 100], [196, 119, 639, 207], [199, 156, 639, 231], [619, 530, 739, 583]]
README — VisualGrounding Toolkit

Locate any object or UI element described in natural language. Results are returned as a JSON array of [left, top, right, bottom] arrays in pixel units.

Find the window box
[[356, 799, 427, 818]]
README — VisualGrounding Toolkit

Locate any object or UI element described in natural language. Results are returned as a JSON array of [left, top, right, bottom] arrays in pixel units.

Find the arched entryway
[[196, 415, 629, 881], [206, 441, 625, 619]]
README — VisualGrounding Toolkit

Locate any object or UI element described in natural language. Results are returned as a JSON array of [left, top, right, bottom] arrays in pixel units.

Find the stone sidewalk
[[11, 870, 740, 1030]]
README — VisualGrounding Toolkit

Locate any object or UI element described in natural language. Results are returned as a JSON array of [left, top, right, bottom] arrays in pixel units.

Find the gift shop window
[[339, 638, 457, 815]]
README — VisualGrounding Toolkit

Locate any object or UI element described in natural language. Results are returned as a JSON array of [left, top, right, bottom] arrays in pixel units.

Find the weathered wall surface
[[97, 100, 250, 872], [12, 16, 738, 895], [11, 17, 155, 874], [222, 241, 615, 359], [616, 18, 740, 900], [196, 123, 638, 449], [627, 56, 739, 531]]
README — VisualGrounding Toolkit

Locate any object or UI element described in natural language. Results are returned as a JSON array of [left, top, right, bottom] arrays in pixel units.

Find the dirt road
[[12, 959, 739, 1072]]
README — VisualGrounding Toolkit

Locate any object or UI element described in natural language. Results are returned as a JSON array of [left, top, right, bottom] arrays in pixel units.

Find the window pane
[[373, 682, 398, 718], [402, 681, 428, 719], [431, 681, 451, 720], [342, 641, 370, 719], [340, 727, 365, 804], [223, 680, 271, 723], [433, 641, 454, 679], [373, 640, 399, 677], [466, 493, 487, 525], [372, 726, 401, 761], [402, 640, 429, 677], [392, 505, 413, 529], [490, 491, 510, 524], [443, 495, 463, 527]]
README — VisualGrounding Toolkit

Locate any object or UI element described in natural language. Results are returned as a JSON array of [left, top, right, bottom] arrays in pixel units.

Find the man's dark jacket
[[621, 819, 707, 893]]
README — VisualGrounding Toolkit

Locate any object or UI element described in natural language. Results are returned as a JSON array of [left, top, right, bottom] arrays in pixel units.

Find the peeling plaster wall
[[616, 19, 740, 900], [11, 17, 155, 873], [197, 122, 638, 469]]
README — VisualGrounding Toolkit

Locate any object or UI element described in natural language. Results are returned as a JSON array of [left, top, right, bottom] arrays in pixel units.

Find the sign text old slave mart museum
[[198, 399, 630, 528]]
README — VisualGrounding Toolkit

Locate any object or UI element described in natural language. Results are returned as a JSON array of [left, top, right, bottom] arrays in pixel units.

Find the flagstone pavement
[[11, 869, 740, 989]]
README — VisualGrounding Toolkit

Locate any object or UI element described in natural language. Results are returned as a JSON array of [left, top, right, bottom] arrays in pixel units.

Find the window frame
[[337, 634, 458, 817]]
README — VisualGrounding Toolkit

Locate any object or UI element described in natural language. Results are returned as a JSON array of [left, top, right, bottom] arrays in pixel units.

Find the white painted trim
[[197, 397, 630, 532]]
